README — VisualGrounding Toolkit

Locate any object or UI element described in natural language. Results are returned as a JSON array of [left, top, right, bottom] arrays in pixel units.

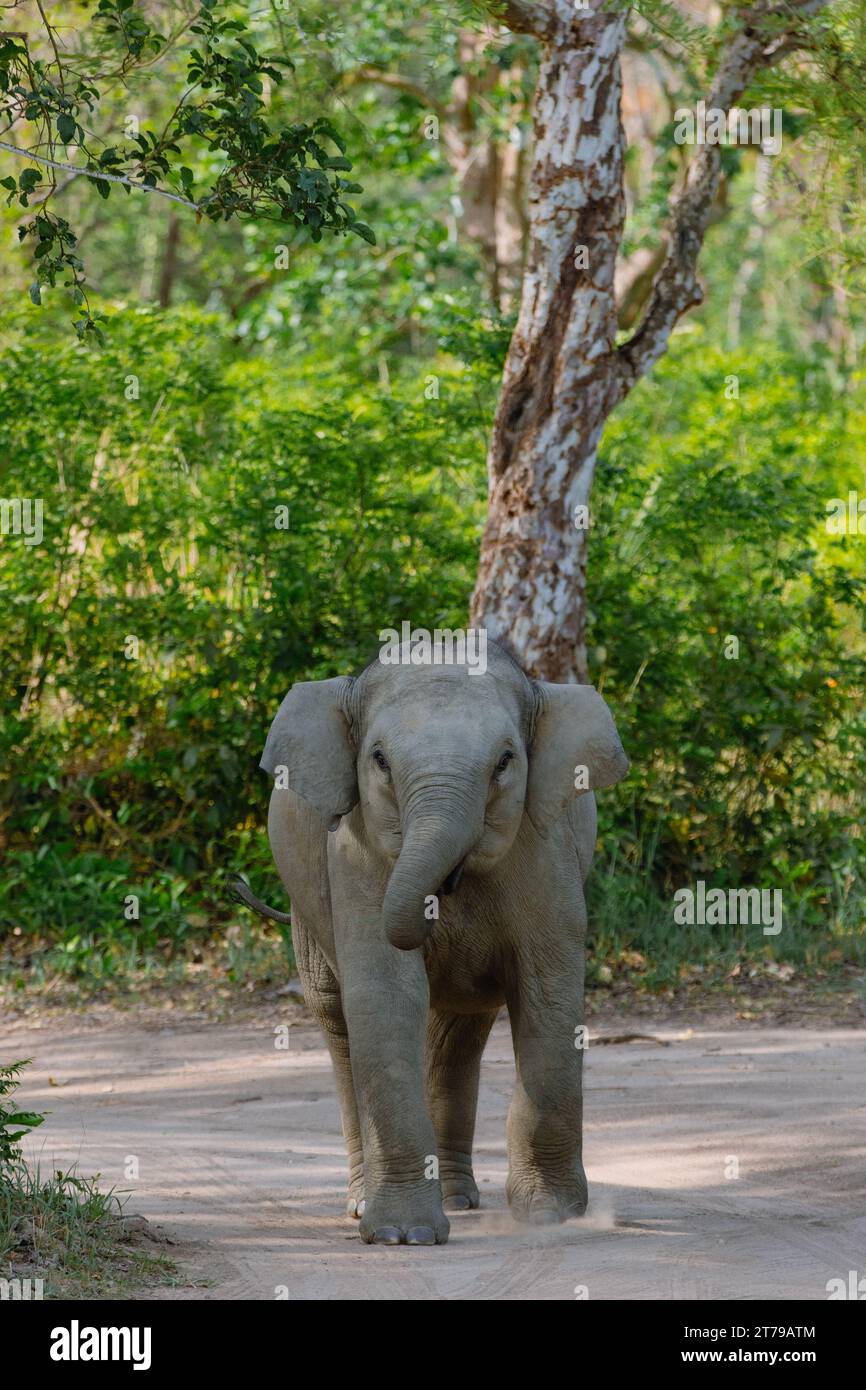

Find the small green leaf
[[7, 1111, 44, 1128], [28, 282, 42, 305]]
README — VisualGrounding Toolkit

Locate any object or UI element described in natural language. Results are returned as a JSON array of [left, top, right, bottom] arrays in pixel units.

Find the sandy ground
[[5, 1009, 865, 1301]]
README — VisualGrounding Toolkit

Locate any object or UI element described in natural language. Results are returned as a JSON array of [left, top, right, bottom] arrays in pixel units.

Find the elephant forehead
[[360, 662, 524, 729]]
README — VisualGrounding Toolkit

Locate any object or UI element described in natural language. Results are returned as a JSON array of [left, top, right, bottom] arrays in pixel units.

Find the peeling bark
[[470, 3, 627, 681]]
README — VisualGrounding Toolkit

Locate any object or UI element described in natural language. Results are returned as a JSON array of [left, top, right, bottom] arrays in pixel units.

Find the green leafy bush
[[0, 1060, 45, 1171], [1, 301, 863, 986], [591, 334, 866, 903]]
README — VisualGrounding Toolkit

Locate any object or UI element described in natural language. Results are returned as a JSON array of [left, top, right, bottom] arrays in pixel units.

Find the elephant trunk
[[382, 803, 481, 951]]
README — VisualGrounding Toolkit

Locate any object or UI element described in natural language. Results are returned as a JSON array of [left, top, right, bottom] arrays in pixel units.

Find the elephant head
[[261, 640, 628, 950]]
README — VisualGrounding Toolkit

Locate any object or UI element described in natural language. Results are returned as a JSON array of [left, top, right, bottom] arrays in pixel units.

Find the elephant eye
[[372, 749, 390, 774], [494, 750, 513, 776]]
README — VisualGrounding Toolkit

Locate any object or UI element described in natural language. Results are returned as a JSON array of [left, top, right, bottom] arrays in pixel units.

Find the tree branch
[[0, 140, 200, 210], [487, 0, 553, 38], [35, 0, 64, 89], [341, 65, 447, 119], [615, 3, 827, 396]]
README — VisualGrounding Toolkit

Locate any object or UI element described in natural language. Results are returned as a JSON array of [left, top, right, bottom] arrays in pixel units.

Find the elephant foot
[[506, 1167, 587, 1225], [441, 1171, 480, 1213], [359, 1186, 450, 1246]]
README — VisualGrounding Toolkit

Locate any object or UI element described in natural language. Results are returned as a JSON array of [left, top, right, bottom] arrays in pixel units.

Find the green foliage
[[0, 1060, 45, 1171], [586, 333, 866, 976], [1, 0, 865, 1003], [0, 1, 370, 339], [0, 298, 482, 978], [0, 1052, 170, 1293], [0, 1156, 172, 1295], [0, 299, 864, 988]]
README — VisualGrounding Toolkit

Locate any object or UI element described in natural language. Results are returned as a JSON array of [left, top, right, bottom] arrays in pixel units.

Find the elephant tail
[[227, 875, 293, 925]]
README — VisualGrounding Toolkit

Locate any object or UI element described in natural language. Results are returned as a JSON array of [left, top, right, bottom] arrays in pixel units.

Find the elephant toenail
[[406, 1226, 436, 1245], [443, 1194, 472, 1212], [372, 1226, 402, 1244]]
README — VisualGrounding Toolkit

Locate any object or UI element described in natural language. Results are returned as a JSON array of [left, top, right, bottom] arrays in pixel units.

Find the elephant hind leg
[[292, 917, 364, 1219], [426, 1008, 498, 1211]]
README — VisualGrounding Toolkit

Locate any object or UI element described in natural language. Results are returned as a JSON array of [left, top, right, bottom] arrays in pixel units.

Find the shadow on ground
[[6, 1012, 865, 1299]]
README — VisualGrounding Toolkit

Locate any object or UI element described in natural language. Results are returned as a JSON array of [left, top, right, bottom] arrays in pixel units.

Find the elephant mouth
[[439, 856, 467, 897]]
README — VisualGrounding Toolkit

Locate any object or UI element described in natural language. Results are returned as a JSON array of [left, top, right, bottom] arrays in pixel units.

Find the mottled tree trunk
[[471, 0, 817, 682], [470, 5, 627, 682]]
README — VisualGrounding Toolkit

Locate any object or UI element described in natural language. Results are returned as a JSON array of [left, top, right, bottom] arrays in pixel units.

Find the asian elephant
[[242, 639, 628, 1245]]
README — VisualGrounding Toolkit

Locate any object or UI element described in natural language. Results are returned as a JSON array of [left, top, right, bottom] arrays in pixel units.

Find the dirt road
[[6, 1009, 865, 1300]]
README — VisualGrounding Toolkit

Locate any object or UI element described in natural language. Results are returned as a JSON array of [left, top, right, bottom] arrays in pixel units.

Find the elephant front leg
[[506, 949, 588, 1225], [337, 935, 449, 1247], [427, 1008, 498, 1211]]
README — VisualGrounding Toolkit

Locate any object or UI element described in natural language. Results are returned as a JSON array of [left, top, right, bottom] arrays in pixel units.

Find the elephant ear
[[260, 676, 358, 826], [526, 682, 629, 833]]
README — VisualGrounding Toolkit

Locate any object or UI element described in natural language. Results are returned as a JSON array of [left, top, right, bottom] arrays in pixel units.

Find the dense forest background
[[1, 0, 864, 1002]]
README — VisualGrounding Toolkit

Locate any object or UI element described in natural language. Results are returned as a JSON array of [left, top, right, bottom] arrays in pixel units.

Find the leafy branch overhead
[[0, 0, 373, 341]]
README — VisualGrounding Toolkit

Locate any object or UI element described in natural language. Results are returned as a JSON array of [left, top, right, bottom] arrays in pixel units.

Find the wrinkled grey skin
[[258, 641, 628, 1246]]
